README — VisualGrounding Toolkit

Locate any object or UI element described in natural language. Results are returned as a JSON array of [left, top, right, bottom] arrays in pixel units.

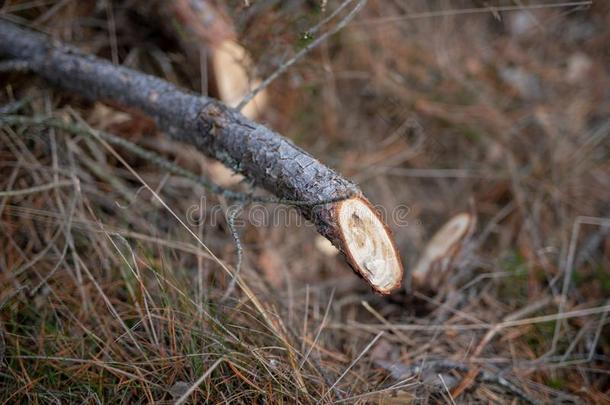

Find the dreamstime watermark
[[185, 195, 414, 228]]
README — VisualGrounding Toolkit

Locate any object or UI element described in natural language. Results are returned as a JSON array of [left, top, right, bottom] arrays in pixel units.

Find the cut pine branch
[[0, 20, 403, 294], [145, 0, 268, 119], [411, 212, 476, 291]]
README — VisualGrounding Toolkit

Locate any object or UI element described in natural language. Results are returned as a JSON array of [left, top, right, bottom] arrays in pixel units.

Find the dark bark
[[0, 20, 403, 293]]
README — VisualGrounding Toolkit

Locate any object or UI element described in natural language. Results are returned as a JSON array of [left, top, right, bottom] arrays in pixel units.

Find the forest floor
[[0, 0, 608, 403]]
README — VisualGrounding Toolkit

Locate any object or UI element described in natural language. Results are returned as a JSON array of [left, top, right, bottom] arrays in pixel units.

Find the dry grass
[[1, 0, 609, 403]]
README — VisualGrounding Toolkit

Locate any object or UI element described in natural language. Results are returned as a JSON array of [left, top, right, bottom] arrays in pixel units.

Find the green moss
[[573, 263, 610, 295], [594, 264, 610, 294], [458, 124, 482, 143], [547, 376, 567, 390], [297, 31, 315, 48], [497, 251, 529, 302]]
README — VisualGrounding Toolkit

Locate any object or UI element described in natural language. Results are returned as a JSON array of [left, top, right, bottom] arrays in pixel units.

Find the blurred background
[[0, 0, 608, 402]]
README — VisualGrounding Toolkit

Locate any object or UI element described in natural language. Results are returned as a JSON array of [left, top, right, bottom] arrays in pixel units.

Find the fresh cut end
[[336, 197, 403, 294], [212, 39, 268, 120], [412, 212, 475, 288]]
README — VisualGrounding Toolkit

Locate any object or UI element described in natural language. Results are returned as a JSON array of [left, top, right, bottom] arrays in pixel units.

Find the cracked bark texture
[[0, 20, 403, 293]]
